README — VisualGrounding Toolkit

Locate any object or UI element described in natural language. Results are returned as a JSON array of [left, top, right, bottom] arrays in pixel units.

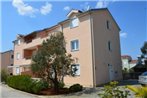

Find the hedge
[[7, 75, 48, 94]]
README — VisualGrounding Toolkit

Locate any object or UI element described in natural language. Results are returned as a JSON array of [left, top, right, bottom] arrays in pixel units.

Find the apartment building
[[13, 8, 122, 87], [0, 50, 14, 75]]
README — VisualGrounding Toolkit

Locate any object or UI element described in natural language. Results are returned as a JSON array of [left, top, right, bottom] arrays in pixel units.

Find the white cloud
[[12, 0, 38, 17], [40, 2, 52, 15], [95, 0, 116, 8], [64, 6, 71, 11], [120, 32, 127, 38], [12, 0, 52, 17]]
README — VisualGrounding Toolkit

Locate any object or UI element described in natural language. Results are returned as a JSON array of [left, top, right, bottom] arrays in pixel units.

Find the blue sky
[[0, 0, 147, 59]]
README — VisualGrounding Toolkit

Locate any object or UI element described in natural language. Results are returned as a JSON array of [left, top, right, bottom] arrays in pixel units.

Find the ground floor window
[[72, 64, 80, 76], [16, 67, 20, 74]]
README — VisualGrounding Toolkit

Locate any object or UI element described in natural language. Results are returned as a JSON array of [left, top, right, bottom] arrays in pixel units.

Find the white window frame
[[71, 40, 79, 51], [72, 64, 80, 76], [16, 53, 20, 60], [70, 18, 79, 28], [16, 67, 20, 74], [18, 39, 21, 45]]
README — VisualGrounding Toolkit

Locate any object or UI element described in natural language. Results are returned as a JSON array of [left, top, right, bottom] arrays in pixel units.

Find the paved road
[[0, 84, 39, 98]]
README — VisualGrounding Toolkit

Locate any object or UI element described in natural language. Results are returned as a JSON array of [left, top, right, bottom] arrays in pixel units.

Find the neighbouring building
[[130, 60, 138, 69], [13, 8, 122, 87], [121, 55, 137, 71], [0, 50, 14, 75]]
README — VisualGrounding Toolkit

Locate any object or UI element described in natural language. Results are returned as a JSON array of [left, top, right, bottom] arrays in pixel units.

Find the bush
[[127, 85, 147, 98], [7, 75, 48, 94], [98, 81, 130, 98], [1, 69, 9, 83], [59, 82, 65, 89], [69, 84, 83, 92]]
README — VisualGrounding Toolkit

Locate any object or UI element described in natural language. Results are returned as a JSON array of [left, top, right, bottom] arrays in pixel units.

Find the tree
[[141, 41, 147, 55], [136, 41, 147, 71], [31, 32, 75, 93], [1, 69, 9, 82]]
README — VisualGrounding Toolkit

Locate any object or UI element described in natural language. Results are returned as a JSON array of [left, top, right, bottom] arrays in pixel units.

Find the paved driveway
[[0, 84, 39, 98]]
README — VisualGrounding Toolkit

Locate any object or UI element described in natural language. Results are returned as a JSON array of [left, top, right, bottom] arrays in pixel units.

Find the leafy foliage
[[1, 69, 9, 83], [31, 32, 75, 92], [7, 75, 48, 94], [137, 41, 147, 70], [69, 84, 83, 93], [98, 81, 130, 98], [141, 42, 147, 55], [127, 86, 147, 98], [58, 82, 65, 89]]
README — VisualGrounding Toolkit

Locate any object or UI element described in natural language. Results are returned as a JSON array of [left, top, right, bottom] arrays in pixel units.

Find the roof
[[121, 55, 132, 59], [0, 50, 13, 54], [60, 8, 121, 30], [13, 8, 121, 41], [67, 9, 83, 18], [130, 60, 138, 64]]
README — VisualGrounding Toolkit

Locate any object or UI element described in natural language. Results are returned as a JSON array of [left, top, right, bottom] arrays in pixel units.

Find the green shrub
[[59, 82, 65, 89], [1, 69, 9, 83], [69, 84, 83, 92], [98, 81, 130, 98], [40, 81, 49, 89], [7, 75, 48, 94], [127, 85, 147, 98]]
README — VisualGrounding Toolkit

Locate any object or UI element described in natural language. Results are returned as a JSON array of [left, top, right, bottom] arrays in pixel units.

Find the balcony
[[23, 30, 49, 49], [23, 45, 42, 59], [24, 49, 35, 59]]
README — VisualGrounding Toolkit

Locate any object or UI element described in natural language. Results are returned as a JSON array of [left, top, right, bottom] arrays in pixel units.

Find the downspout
[[90, 13, 96, 87], [60, 24, 64, 82]]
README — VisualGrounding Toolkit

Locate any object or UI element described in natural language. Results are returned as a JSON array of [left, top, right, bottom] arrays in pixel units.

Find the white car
[[139, 72, 147, 86]]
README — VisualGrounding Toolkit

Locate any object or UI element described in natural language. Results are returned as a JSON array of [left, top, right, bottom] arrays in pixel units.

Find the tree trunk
[[54, 68, 59, 93], [54, 80, 59, 93]]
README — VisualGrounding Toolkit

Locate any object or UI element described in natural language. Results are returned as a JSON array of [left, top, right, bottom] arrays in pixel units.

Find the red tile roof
[[121, 55, 132, 59], [130, 60, 138, 64]]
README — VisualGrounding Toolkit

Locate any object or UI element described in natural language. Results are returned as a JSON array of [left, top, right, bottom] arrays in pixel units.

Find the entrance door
[[108, 64, 114, 81]]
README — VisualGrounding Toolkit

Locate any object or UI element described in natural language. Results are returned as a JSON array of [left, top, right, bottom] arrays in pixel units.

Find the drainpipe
[[90, 13, 96, 87]]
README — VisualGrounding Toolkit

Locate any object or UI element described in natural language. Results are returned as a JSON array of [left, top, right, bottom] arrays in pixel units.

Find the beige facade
[[13, 8, 122, 87], [0, 50, 14, 75]]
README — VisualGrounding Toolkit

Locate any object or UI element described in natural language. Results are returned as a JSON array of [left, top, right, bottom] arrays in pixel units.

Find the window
[[108, 41, 111, 51], [16, 67, 20, 74], [107, 20, 110, 29], [71, 40, 79, 51], [11, 55, 14, 59], [11, 64, 13, 66], [16, 53, 20, 60], [70, 18, 79, 28], [18, 39, 21, 45], [72, 64, 80, 76]]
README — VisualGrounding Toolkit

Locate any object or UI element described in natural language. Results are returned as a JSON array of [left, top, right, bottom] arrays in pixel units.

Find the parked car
[[138, 71, 147, 86]]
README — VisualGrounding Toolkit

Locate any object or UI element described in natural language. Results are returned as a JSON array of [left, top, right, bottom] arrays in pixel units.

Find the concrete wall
[[13, 27, 61, 75], [63, 14, 94, 87], [0, 50, 13, 74], [91, 10, 122, 85]]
